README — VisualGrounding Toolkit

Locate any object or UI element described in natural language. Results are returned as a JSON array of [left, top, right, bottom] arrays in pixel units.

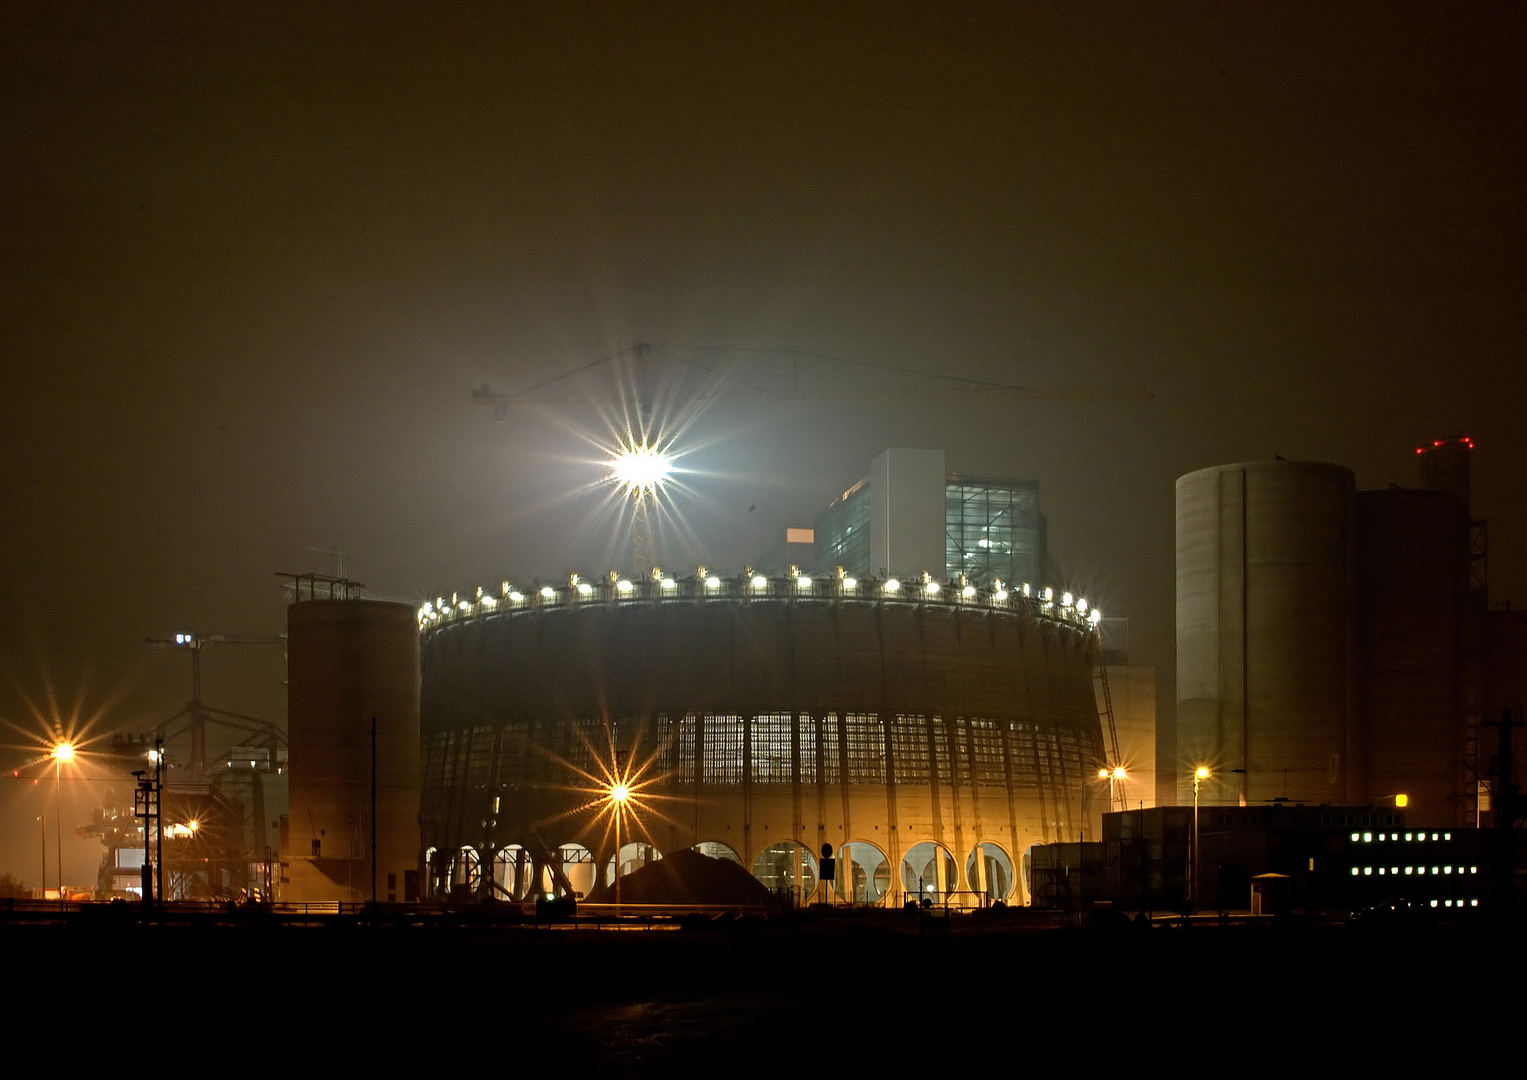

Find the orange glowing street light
[[607, 781, 632, 911], [1190, 766, 1211, 904], [51, 742, 74, 902]]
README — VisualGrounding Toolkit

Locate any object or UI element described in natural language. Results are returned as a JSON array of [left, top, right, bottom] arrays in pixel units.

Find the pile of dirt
[[584, 848, 772, 906]]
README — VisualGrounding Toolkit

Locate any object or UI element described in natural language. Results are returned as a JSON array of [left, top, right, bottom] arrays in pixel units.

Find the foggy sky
[[2, 2, 1523, 883]]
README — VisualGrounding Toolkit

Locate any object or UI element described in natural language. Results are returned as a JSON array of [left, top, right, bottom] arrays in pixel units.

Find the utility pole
[[155, 738, 164, 907], [371, 716, 378, 906]]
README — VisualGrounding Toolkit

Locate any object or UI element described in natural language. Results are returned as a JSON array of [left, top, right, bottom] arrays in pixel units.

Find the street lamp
[[1191, 766, 1211, 905], [35, 816, 45, 898], [1097, 765, 1129, 812], [608, 782, 631, 913], [51, 742, 74, 904]]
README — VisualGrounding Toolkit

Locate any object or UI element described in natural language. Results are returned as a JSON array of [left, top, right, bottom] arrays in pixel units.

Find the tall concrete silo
[[285, 592, 420, 903], [1177, 461, 1356, 806]]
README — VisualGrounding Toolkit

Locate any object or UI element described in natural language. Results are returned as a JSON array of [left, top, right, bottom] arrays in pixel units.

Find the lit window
[[1443, 832, 1451, 840], [615, 581, 632, 595], [1350, 833, 1360, 842], [1363, 867, 1372, 875], [706, 576, 721, 588], [1471, 900, 1479, 907], [1430, 900, 1438, 908], [1350, 868, 1359, 876], [540, 586, 555, 598], [1378, 868, 1385, 875], [1471, 866, 1478, 874], [1404, 866, 1412, 875], [1363, 832, 1372, 842], [752, 575, 768, 589], [661, 578, 676, 589], [1432, 867, 1439, 875], [1444, 866, 1452, 874], [1405, 833, 1413, 841], [1431, 833, 1439, 841]]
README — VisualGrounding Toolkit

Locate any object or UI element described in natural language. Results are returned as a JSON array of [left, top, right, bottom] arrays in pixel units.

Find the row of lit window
[[1351, 865, 1476, 876], [418, 576, 1101, 627], [1351, 831, 1451, 843]]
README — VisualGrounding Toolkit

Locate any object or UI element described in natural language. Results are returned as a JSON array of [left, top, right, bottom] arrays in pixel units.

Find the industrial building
[[416, 569, 1107, 907], [1175, 438, 1518, 827], [814, 448, 1048, 588], [1027, 805, 1480, 914]]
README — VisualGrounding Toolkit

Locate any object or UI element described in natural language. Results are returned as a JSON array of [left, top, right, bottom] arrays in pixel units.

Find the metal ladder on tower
[[1095, 663, 1123, 811]]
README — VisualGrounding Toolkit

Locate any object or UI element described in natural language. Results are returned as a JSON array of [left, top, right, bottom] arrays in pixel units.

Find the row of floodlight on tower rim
[[417, 569, 1103, 630]]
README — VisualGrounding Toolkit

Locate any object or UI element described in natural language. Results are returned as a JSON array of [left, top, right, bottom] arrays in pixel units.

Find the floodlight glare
[[609, 443, 673, 494]]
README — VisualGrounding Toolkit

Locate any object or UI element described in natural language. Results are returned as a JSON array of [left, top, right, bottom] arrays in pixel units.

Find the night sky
[[2, 3, 1523, 883]]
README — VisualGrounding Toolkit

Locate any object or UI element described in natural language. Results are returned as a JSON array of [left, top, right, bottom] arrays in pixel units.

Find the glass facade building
[[815, 471, 1047, 586], [945, 476, 1046, 587], [814, 478, 870, 576]]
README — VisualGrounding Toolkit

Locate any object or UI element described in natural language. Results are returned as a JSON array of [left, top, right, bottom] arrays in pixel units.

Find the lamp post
[[52, 742, 74, 904], [609, 782, 630, 913], [35, 816, 45, 898], [1191, 766, 1211, 905], [1098, 765, 1129, 813]]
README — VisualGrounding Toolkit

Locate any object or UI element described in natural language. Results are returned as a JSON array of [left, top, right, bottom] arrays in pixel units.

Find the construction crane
[[146, 632, 286, 783], [470, 342, 1153, 417], [473, 343, 1149, 781]]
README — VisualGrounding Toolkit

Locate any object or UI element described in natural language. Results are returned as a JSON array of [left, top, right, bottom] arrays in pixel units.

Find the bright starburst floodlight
[[52, 742, 75, 762], [609, 442, 673, 495]]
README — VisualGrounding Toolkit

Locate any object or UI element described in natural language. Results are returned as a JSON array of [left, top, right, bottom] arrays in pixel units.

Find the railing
[[418, 571, 1102, 638]]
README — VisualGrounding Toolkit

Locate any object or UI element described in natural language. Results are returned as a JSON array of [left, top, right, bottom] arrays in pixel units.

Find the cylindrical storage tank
[[1177, 461, 1356, 807], [285, 599, 420, 903]]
